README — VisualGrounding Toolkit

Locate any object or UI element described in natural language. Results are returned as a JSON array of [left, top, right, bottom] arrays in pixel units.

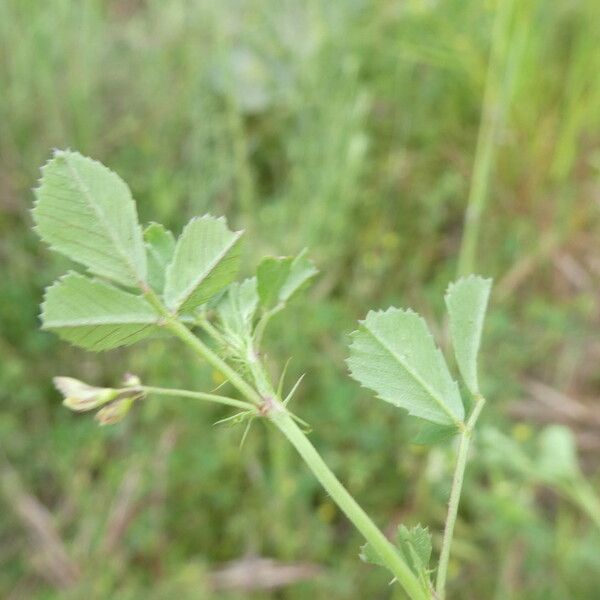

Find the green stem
[[253, 305, 283, 350], [196, 314, 230, 347], [167, 318, 429, 600], [165, 319, 263, 407], [247, 351, 297, 556], [141, 386, 255, 412], [435, 397, 485, 599], [269, 405, 429, 600], [435, 431, 470, 599]]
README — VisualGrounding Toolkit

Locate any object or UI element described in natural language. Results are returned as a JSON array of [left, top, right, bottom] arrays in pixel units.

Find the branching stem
[[270, 405, 429, 600], [165, 319, 263, 407], [164, 317, 429, 600], [435, 396, 485, 599], [253, 305, 283, 349]]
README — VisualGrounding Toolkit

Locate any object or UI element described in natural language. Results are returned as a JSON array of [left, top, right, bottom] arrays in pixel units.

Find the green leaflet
[[216, 278, 259, 343], [257, 250, 317, 310], [396, 524, 432, 578], [361, 524, 432, 588], [444, 275, 492, 396], [412, 421, 459, 446], [359, 539, 387, 568], [32, 150, 147, 288], [257, 256, 294, 308], [164, 216, 243, 313], [41, 272, 160, 351], [144, 222, 176, 293], [347, 308, 464, 426]]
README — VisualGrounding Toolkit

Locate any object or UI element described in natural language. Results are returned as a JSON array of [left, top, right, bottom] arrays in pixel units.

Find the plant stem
[[166, 319, 429, 600], [165, 319, 263, 407], [435, 430, 471, 599], [247, 350, 298, 556], [253, 305, 283, 349], [435, 397, 485, 599], [269, 405, 429, 600], [196, 314, 230, 347], [141, 386, 255, 412]]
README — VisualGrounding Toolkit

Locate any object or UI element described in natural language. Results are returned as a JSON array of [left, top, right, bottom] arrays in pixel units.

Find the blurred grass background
[[1, 0, 599, 598]]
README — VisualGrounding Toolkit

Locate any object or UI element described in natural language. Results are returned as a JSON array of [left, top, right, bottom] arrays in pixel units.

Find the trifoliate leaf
[[216, 278, 258, 342], [164, 216, 243, 313], [41, 272, 161, 351], [144, 222, 175, 293], [257, 249, 317, 310], [348, 308, 464, 426], [32, 150, 147, 288], [444, 275, 492, 395]]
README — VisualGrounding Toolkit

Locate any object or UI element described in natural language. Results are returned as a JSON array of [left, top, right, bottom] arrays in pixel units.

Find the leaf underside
[[164, 216, 243, 313], [257, 256, 294, 308], [347, 308, 464, 426], [257, 250, 317, 310], [144, 222, 176, 293], [445, 275, 492, 395], [41, 272, 160, 351], [32, 150, 147, 288], [412, 421, 459, 446], [280, 250, 318, 303], [217, 277, 259, 341]]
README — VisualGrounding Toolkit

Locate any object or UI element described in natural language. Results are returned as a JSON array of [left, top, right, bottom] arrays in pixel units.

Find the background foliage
[[1, 0, 599, 598]]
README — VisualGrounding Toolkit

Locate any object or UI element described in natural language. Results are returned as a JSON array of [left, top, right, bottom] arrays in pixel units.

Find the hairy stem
[[247, 351, 297, 556], [167, 319, 429, 600], [269, 405, 429, 600], [253, 305, 283, 349], [436, 397, 485, 599], [165, 319, 263, 406], [196, 314, 230, 347], [141, 386, 255, 412]]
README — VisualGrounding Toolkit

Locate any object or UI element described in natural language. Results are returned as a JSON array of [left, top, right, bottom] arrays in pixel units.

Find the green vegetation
[[1, 1, 599, 598], [33, 148, 494, 599]]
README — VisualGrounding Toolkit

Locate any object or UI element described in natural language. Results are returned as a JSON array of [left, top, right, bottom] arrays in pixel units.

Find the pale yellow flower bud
[[54, 377, 119, 412], [95, 397, 135, 426]]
